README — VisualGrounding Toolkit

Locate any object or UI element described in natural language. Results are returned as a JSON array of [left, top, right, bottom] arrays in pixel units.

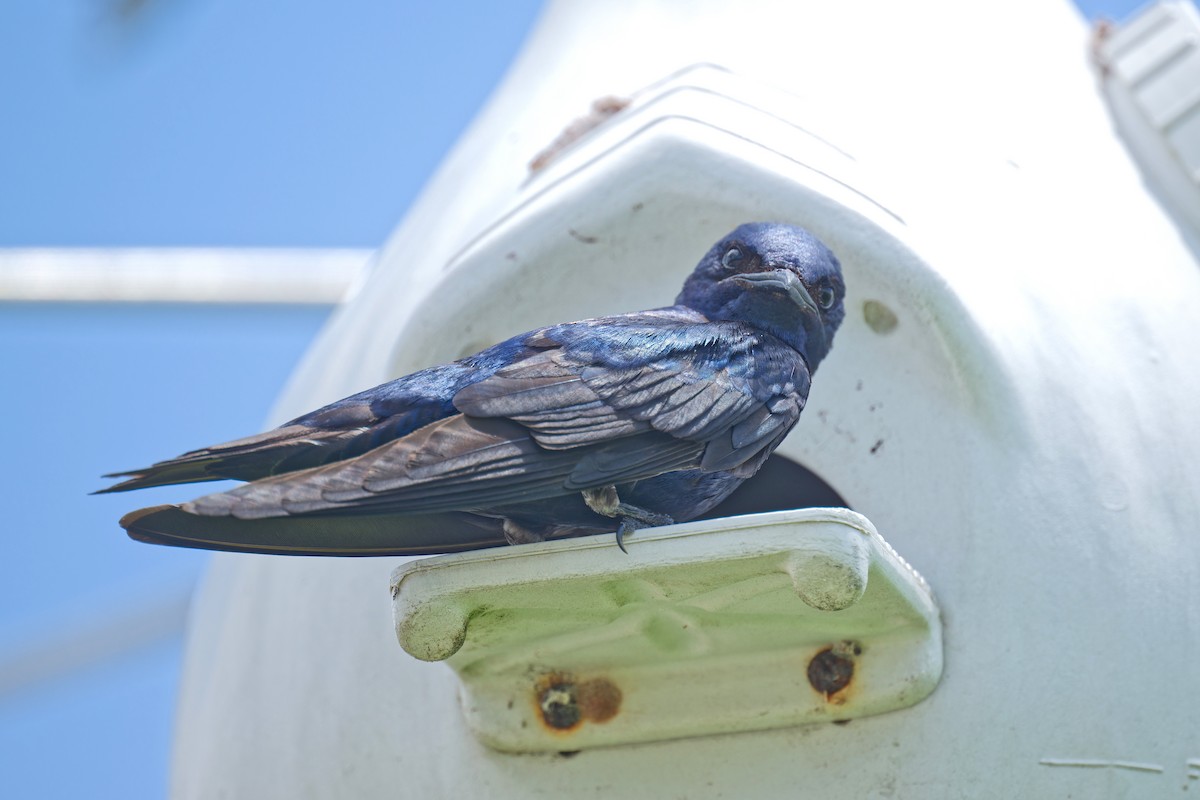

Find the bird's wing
[[128, 315, 806, 522], [96, 361, 487, 493], [181, 414, 700, 519], [97, 422, 372, 493], [455, 318, 810, 482]]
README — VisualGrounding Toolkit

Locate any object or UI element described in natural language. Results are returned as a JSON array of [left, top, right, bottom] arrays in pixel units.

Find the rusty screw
[[808, 641, 860, 699], [536, 675, 623, 731], [538, 681, 581, 730]]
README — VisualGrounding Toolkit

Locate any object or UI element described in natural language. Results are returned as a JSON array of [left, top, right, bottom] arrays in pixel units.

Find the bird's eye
[[817, 284, 837, 310], [721, 247, 743, 270]]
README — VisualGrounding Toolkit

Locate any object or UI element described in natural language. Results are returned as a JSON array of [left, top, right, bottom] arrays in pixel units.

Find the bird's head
[[676, 222, 846, 369]]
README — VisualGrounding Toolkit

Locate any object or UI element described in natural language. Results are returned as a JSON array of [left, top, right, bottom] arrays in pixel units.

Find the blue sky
[[1, 4, 547, 797], [0, 302, 330, 798], [1, 0, 544, 246], [0, 0, 1164, 797]]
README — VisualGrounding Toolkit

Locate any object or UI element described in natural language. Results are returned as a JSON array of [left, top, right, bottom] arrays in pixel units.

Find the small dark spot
[[869, 403, 880, 412], [632, 202, 644, 212], [855, 380, 863, 391], [863, 300, 899, 334], [507, 698, 514, 710], [538, 681, 581, 730], [808, 645, 856, 699], [568, 228, 598, 244], [111, 0, 152, 22], [505, 251, 518, 261], [870, 439, 884, 455], [557, 750, 581, 758], [833, 719, 852, 726]]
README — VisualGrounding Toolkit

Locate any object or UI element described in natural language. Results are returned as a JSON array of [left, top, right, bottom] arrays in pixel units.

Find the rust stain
[[534, 673, 623, 733], [567, 228, 599, 244], [577, 677, 622, 722], [528, 96, 630, 173], [808, 641, 861, 704]]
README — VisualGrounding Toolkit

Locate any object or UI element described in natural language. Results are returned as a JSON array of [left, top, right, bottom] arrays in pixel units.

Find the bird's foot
[[581, 486, 674, 553], [612, 518, 648, 554]]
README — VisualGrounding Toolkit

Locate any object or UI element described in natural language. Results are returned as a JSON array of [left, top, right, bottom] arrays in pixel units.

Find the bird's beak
[[732, 269, 820, 316]]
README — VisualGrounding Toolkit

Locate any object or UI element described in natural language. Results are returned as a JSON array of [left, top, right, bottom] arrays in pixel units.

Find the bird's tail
[[120, 504, 509, 556]]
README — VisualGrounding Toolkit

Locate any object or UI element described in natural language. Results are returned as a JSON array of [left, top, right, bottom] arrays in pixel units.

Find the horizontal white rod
[[0, 248, 373, 304], [0, 585, 193, 697]]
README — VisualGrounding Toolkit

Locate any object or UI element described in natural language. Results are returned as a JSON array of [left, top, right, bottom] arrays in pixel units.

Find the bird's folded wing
[[182, 415, 702, 520], [96, 423, 372, 493], [118, 319, 806, 522], [96, 362, 477, 493], [454, 324, 807, 474]]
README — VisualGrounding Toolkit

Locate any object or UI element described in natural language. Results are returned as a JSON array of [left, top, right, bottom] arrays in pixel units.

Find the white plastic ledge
[[391, 508, 942, 753]]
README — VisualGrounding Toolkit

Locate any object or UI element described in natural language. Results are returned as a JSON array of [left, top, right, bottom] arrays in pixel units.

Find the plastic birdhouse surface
[[167, 3, 1200, 795], [391, 508, 941, 752]]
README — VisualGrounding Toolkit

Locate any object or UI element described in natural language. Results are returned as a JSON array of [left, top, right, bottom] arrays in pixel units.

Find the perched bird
[[103, 223, 845, 556]]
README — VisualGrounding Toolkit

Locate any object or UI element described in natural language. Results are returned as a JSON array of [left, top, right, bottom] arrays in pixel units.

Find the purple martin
[[101, 223, 846, 555]]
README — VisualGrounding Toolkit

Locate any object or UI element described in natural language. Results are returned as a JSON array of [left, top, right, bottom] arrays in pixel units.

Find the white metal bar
[[0, 248, 373, 304], [0, 586, 193, 697]]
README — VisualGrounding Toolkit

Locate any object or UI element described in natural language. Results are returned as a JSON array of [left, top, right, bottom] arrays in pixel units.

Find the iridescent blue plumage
[[104, 223, 846, 555]]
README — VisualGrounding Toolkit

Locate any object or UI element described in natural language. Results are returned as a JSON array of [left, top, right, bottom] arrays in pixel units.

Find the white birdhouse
[[169, 2, 1200, 797]]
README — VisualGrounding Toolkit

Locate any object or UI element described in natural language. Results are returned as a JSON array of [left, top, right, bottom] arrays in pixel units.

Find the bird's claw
[[582, 486, 673, 554], [615, 519, 634, 554]]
